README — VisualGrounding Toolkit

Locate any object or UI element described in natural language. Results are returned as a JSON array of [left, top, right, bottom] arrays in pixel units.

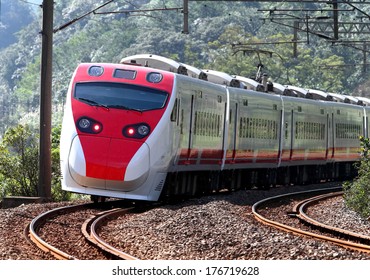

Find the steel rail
[[252, 187, 370, 254], [27, 203, 93, 260], [81, 207, 139, 260], [295, 192, 370, 248]]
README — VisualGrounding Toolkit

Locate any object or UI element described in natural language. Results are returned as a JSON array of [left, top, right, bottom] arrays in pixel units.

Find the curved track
[[252, 187, 370, 254], [81, 207, 138, 260], [25, 202, 139, 260]]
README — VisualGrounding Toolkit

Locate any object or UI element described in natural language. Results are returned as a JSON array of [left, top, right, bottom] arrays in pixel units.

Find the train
[[60, 54, 370, 202]]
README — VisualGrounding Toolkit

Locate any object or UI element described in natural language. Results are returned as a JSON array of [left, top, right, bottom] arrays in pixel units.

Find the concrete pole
[[38, 0, 53, 199]]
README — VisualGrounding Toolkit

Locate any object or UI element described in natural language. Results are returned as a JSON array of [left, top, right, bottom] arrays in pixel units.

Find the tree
[[343, 136, 370, 219], [0, 124, 67, 201], [0, 125, 39, 197]]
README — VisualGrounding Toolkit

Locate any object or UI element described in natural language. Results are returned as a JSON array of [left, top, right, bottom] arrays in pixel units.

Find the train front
[[60, 63, 175, 201]]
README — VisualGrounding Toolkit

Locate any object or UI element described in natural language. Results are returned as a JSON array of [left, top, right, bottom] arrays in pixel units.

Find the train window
[[171, 99, 178, 122], [297, 106, 302, 112], [320, 109, 324, 115], [193, 111, 222, 137], [180, 109, 184, 135], [273, 104, 278, 110], [337, 110, 341, 115], [74, 82, 168, 111], [285, 122, 288, 139], [243, 99, 248, 106], [335, 123, 361, 139], [239, 117, 277, 140], [113, 69, 136, 80], [217, 95, 222, 103], [295, 121, 325, 140]]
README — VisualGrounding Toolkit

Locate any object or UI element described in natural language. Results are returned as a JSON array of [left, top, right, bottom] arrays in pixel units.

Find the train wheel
[[91, 195, 106, 203]]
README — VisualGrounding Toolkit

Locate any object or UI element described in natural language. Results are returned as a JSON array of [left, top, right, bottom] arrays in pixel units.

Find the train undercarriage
[[160, 162, 357, 200]]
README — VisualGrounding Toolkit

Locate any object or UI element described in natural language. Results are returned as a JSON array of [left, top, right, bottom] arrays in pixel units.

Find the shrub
[[0, 124, 70, 201], [343, 136, 370, 219]]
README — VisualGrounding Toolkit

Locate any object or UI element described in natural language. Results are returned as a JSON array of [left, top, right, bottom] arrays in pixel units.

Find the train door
[[177, 87, 195, 166], [279, 97, 294, 164], [226, 100, 238, 163], [326, 111, 335, 161]]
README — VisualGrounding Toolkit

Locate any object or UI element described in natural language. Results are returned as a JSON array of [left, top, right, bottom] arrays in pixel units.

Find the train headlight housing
[[146, 72, 163, 83], [123, 123, 150, 139], [137, 124, 150, 136], [77, 117, 103, 134], [88, 66, 104, 77]]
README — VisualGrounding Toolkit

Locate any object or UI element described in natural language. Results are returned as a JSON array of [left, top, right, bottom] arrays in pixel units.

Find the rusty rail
[[252, 187, 370, 254], [81, 207, 139, 260]]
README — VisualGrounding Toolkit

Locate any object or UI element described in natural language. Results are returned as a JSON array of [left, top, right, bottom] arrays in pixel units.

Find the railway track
[[252, 187, 370, 254], [25, 201, 140, 260]]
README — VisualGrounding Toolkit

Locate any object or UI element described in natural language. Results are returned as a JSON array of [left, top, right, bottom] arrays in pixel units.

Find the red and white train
[[60, 54, 369, 201]]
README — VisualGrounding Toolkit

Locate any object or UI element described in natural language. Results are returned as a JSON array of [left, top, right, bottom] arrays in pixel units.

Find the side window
[[170, 98, 178, 122]]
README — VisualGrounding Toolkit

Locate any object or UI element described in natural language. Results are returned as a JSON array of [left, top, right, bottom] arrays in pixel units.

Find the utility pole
[[183, 0, 189, 34], [38, 0, 53, 200], [333, 0, 339, 40]]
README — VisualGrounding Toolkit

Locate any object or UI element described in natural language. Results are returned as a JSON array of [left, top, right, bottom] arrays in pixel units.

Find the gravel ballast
[[1, 183, 369, 260]]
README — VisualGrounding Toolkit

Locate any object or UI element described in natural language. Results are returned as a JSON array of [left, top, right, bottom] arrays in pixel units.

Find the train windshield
[[74, 82, 168, 111]]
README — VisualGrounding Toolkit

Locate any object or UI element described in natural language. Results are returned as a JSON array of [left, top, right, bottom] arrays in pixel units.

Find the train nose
[[68, 136, 149, 190]]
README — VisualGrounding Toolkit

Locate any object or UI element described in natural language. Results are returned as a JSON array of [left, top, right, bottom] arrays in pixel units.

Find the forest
[[0, 0, 370, 136], [1, 0, 370, 200]]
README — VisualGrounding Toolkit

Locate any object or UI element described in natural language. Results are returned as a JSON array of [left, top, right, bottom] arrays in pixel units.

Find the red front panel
[[70, 63, 174, 181]]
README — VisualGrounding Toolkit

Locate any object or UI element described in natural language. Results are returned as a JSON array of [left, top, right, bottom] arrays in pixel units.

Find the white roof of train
[[120, 54, 370, 106], [307, 89, 330, 101], [120, 54, 186, 73], [180, 62, 208, 80], [233, 75, 265, 92], [120, 54, 208, 79], [285, 85, 309, 98], [203, 69, 243, 88], [328, 92, 360, 104], [356, 96, 370, 106]]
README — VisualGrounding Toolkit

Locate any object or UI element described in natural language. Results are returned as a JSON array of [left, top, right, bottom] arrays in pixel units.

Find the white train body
[[60, 55, 366, 201]]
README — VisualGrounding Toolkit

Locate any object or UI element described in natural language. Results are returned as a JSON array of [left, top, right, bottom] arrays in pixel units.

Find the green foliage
[[2, 0, 370, 204], [51, 124, 72, 201], [0, 124, 68, 201], [2, 0, 370, 138], [0, 125, 39, 197], [343, 136, 370, 219]]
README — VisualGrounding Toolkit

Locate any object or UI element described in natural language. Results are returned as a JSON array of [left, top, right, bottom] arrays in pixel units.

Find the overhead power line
[[53, 0, 114, 33]]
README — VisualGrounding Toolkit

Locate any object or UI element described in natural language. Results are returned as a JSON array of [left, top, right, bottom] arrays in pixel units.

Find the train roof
[[180, 63, 208, 80], [119, 54, 370, 106], [203, 69, 243, 88], [344, 95, 361, 105], [327, 92, 362, 105], [120, 54, 187, 74], [285, 85, 309, 98], [271, 82, 297, 97], [120, 54, 209, 80], [233, 75, 265, 92], [356, 96, 370, 106], [306, 89, 332, 101]]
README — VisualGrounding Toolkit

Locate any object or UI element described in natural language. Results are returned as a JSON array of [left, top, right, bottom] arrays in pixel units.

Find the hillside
[[0, 0, 369, 136]]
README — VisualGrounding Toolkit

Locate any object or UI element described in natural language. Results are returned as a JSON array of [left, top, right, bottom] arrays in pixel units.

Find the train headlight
[[137, 124, 150, 136], [88, 66, 104, 77], [146, 72, 163, 83], [78, 118, 91, 129], [77, 117, 103, 134], [123, 123, 150, 139]]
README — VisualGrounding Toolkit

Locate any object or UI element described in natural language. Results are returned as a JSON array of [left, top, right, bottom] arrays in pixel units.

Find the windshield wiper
[[78, 98, 109, 110], [108, 105, 143, 113]]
